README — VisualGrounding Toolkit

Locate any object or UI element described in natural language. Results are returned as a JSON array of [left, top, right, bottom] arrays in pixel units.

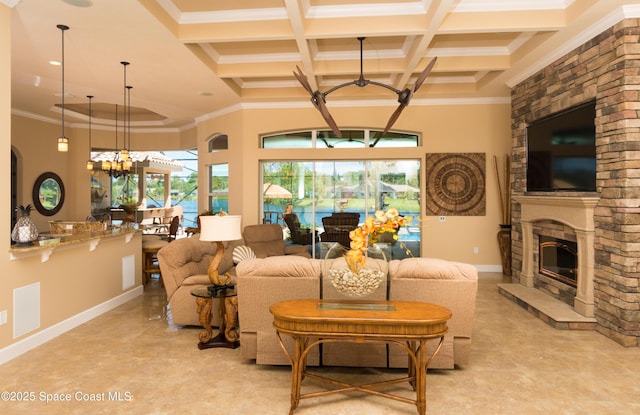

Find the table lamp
[[199, 214, 242, 286]]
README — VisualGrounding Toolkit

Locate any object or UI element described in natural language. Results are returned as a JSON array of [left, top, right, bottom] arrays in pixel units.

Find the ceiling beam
[[396, 0, 458, 88], [284, 0, 318, 90]]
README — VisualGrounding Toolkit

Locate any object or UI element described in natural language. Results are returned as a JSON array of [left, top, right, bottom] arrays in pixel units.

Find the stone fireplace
[[513, 196, 598, 317], [508, 17, 640, 346]]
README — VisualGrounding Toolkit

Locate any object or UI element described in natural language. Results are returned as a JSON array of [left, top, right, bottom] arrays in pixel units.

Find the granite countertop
[[9, 227, 138, 254]]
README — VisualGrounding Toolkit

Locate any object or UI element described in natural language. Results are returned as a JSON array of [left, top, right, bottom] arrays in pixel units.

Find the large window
[[163, 150, 198, 229], [209, 163, 229, 213], [262, 160, 421, 259]]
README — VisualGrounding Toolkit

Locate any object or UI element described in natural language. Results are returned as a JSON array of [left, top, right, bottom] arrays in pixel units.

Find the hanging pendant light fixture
[[124, 85, 133, 171], [100, 103, 129, 178], [57, 24, 70, 152], [99, 62, 133, 178], [119, 62, 130, 163], [85, 95, 94, 170]]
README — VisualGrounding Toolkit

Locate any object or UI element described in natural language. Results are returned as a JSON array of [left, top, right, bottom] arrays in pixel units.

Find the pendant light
[[119, 62, 130, 163], [112, 104, 121, 173], [57, 24, 70, 152], [124, 85, 133, 171], [85, 95, 94, 170]]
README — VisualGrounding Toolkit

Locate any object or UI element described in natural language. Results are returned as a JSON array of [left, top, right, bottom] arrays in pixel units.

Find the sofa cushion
[[389, 257, 477, 280], [182, 272, 237, 287], [284, 244, 311, 257], [181, 274, 212, 286], [236, 256, 321, 278], [242, 224, 286, 257], [252, 240, 285, 258]]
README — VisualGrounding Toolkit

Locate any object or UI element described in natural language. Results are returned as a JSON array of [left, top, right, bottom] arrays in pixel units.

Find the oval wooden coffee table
[[270, 299, 452, 415]]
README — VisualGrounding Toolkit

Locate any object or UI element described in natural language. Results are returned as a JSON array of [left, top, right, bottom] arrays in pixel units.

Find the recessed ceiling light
[[62, 0, 93, 7], [50, 60, 61, 66]]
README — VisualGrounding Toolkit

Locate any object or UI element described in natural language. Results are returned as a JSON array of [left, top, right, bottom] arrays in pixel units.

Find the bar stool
[[142, 237, 169, 286]]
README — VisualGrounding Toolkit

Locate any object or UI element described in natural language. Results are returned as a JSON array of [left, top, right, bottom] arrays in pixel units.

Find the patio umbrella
[[263, 183, 292, 199]]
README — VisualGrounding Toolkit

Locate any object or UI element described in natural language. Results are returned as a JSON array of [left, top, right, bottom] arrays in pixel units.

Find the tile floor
[[1, 272, 639, 415]]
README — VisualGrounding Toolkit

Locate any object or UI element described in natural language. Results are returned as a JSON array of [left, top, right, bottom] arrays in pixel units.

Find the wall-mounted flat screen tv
[[526, 101, 596, 192]]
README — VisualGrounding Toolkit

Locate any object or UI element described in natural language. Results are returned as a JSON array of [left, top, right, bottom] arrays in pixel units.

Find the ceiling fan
[[294, 37, 437, 139]]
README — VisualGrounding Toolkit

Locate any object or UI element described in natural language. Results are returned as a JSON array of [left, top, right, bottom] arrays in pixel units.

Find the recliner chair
[[283, 213, 316, 245]]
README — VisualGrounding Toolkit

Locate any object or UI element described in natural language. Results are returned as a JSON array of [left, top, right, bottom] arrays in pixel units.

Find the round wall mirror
[[32, 172, 65, 216]]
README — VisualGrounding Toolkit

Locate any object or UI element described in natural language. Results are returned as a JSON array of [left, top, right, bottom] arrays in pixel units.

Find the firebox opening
[[539, 236, 577, 287]]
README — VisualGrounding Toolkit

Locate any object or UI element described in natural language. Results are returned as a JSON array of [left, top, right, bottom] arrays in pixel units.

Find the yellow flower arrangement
[[344, 208, 408, 273]]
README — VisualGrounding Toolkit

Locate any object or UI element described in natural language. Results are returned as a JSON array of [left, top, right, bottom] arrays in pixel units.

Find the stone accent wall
[[511, 19, 640, 347]]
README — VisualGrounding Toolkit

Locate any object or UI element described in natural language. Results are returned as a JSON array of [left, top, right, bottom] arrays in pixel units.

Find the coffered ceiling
[[7, 0, 640, 132]]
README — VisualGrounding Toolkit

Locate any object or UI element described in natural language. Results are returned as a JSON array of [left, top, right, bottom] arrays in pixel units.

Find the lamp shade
[[199, 215, 242, 242], [57, 137, 69, 152]]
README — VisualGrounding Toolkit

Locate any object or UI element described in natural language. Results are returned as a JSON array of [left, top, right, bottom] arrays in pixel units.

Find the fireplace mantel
[[513, 195, 599, 317]]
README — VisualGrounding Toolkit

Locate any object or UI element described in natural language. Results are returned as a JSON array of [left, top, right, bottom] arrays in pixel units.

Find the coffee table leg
[[416, 339, 427, 415], [407, 340, 417, 390], [289, 336, 304, 414]]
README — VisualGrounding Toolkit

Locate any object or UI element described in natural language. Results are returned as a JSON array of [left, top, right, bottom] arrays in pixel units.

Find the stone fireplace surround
[[508, 17, 640, 346], [513, 196, 599, 318]]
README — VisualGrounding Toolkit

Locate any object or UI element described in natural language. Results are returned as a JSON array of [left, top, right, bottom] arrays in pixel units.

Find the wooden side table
[[270, 299, 451, 415], [191, 284, 239, 350]]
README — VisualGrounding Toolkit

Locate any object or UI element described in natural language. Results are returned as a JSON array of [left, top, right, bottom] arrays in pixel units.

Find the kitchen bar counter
[[9, 227, 137, 262]]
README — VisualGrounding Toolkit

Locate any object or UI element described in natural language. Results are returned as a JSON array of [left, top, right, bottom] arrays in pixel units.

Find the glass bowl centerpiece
[[322, 208, 407, 298]]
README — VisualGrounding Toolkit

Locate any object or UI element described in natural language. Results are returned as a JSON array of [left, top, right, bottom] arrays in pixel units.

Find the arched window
[[208, 134, 228, 152], [261, 129, 419, 149]]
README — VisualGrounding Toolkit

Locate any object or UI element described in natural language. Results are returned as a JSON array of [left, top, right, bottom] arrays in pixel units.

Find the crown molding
[[197, 96, 511, 124], [506, 5, 640, 88], [454, 0, 573, 13]]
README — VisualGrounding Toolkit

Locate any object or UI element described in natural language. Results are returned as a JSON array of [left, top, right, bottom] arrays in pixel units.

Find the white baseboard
[[0, 286, 143, 365], [475, 264, 503, 273]]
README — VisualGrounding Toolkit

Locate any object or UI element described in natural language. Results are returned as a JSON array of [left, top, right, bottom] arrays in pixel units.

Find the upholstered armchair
[[282, 213, 317, 245], [242, 224, 311, 258]]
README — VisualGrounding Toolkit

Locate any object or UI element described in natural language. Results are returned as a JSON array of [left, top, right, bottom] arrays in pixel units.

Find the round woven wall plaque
[[425, 153, 486, 216]]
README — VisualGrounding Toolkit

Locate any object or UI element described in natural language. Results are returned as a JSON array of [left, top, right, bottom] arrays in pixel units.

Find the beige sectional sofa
[[157, 232, 478, 369], [236, 255, 478, 369]]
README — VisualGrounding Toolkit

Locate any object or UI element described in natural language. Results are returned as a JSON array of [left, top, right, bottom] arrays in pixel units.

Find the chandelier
[[100, 104, 130, 178], [101, 61, 133, 178]]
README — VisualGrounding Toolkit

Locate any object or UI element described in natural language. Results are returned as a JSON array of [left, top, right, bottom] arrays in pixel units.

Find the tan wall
[[197, 101, 512, 265], [0, 2, 12, 352]]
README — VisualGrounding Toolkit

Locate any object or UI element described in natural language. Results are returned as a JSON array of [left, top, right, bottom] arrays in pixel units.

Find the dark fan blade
[[382, 104, 407, 136], [293, 66, 314, 96], [314, 91, 342, 138], [382, 57, 437, 135], [413, 57, 437, 92]]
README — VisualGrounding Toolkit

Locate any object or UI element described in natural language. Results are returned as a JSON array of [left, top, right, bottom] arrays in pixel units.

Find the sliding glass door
[[262, 159, 421, 259]]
